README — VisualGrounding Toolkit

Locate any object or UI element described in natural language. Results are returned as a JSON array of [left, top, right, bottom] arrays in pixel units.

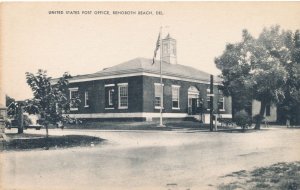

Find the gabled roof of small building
[[67, 57, 222, 83]]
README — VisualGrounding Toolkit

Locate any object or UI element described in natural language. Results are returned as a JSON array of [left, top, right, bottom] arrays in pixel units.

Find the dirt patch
[[1, 135, 104, 151], [218, 161, 300, 190]]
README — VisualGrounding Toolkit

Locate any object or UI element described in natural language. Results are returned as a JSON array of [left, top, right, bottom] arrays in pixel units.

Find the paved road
[[1, 127, 300, 190]]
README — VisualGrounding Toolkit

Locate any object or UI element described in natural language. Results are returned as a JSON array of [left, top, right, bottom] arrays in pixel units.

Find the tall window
[[84, 91, 89, 107], [69, 88, 79, 111], [118, 83, 128, 109], [218, 97, 225, 111], [105, 84, 115, 109], [217, 89, 225, 111], [206, 88, 211, 111], [108, 89, 114, 106], [172, 85, 180, 109], [154, 83, 164, 109]]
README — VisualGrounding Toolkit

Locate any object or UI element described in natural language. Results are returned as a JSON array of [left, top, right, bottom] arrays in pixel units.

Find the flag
[[152, 32, 161, 64]]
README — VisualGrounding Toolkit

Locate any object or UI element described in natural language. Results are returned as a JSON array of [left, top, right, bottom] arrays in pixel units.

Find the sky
[[1, 2, 300, 101]]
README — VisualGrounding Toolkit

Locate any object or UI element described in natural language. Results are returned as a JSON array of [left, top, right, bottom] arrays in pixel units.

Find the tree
[[6, 95, 15, 107], [25, 69, 76, 137], [215, 26, 297, 129], [251, 26, 297, 129], [5, 97, 26, 134], [215, 30, 255, 119], [6, 95, 17, 117], [277, 30, 300, 125]]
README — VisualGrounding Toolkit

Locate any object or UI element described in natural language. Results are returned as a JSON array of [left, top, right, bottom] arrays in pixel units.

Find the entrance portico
[[188, 86, 199, 115]]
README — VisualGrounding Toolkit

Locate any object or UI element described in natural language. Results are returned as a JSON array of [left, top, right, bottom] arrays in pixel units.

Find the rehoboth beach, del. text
[[48, 10, 164, 16]]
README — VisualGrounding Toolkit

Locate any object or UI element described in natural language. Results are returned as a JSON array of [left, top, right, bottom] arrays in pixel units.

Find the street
[[1, 127, 300, 190]]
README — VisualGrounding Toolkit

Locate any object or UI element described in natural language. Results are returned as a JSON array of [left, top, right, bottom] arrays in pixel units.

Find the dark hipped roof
[[68, 57, 221, 83]]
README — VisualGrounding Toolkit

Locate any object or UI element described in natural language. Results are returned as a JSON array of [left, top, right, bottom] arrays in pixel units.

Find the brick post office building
[[65, 35, 232, 122]]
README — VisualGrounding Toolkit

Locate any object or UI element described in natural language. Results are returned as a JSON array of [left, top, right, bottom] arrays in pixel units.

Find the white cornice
[[68, 72, 221, 85]]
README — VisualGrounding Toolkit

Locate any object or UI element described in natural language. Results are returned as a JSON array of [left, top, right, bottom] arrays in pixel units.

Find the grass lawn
[[218, 161, 300, 190], [1, 133, 104, 151], [64, 120, 201, 130], [64, 120, 235, 131]]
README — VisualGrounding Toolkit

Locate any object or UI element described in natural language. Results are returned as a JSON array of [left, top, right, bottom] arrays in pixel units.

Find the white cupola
[[162, 34, 177, 64]]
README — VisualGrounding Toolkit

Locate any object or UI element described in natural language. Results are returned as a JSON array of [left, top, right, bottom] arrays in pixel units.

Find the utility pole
[[18, 106, 24, 134], [209, 75, 214, 132]]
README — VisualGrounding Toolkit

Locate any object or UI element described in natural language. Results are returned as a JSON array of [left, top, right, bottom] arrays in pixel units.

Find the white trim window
[[69, 87, 79, 111], [218, 96, 225, 111], [108, 89, 114, 106], [154, 83, 164, 109], [84, 91, 89, 107], [206, 88, 211, 111], [217, 90, 225, 111], [105, 84, 115, 109], [118, 83, 128, 109], [172, 85, 180, 109]]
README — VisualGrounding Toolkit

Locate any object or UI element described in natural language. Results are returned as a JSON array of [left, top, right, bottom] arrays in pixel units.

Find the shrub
[[234, 110, 252, 130], [23, 115, 32, 126]]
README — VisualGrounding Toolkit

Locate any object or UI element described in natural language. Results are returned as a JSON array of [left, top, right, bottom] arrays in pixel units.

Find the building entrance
[[188, 86, 199, 115]]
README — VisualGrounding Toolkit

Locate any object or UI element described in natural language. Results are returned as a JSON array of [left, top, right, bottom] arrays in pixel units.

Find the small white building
[[252, 100, 277, 122]]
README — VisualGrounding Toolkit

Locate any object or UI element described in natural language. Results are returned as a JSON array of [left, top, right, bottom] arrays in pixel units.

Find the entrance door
[[191, 98, 197, 115]]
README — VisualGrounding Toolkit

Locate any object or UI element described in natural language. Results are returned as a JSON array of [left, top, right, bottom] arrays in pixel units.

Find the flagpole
[[159, 26, 164, 127]]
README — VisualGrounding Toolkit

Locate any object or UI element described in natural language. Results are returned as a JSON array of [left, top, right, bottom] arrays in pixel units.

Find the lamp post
[[209, 75, 214, 132]]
